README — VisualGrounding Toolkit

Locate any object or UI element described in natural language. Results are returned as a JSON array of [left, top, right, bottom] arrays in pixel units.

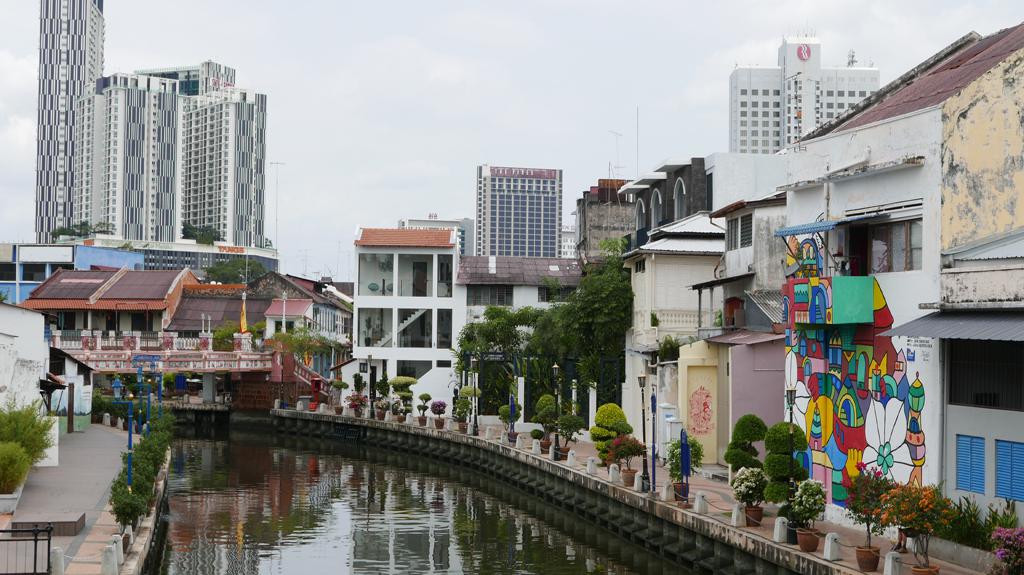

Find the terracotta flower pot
[[744, 505, 764, 527], [333, 406, 343, 415], [375, 411, 386, 421], [540, 439, 552, 453], [417, 416, 427, 427], [433, 418, 444, 429], [557, 446, 571, 457], [458, 422, 468, 433], [621, 468, 638, 487], [506, 431, 519, 444], [856, 546, 881, 572], [796, 528, 820, 553], [910, 567, 939, 575]]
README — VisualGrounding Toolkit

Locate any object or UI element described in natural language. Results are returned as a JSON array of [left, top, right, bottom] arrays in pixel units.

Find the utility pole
[[270, 161, 286, 253]]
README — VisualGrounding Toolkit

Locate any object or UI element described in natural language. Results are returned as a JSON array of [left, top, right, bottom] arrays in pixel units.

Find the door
[[413, 261, 427, 297]]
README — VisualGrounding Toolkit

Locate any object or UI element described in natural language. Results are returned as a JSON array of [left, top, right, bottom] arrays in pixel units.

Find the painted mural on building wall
[[782, 236, 926, 507], [688, 386, 715, 435]]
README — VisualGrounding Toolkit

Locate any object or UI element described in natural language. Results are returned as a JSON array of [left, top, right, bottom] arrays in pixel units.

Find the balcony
[[783, 275, 874, 326]]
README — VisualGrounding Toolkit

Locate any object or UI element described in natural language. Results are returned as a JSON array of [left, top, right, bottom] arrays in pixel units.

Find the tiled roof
[[20, 299, 167, 311], [166, 295, 272, 332], [355, 228, 454, 248], [819, 24, 1024, 136], [265, 298, 313, 317], [102, 270, 183, 299], [456, 256, 582, 286], [29, 269, 113, 299]]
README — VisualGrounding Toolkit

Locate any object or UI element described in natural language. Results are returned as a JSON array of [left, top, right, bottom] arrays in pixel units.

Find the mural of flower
[[862, 398, 914, 483]]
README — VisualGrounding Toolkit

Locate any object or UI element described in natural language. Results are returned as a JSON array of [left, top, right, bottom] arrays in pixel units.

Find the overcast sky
[[1, 1, 1022, 279]]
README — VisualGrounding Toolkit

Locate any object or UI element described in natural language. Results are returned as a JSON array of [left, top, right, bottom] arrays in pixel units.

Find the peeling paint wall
[[941, 47, 1024, 250]]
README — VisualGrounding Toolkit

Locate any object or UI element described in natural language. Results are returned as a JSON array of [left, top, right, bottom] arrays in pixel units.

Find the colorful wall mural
[[782, 237, 926, 507]]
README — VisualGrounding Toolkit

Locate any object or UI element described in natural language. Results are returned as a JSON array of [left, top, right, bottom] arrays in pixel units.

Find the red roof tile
[[20, 299, 167, 311], [355, 228, 454, 248]]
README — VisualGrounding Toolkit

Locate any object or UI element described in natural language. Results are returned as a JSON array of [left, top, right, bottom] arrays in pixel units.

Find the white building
[[35, 0, 105, 242], [349, 228, 466, 404], [74, 73, 184, 242], [457, 256, 581, 323], [0, 303, 49, 408], [729, 37, 879, 154], [560, 225, 577, 259], [399, 216, 474, 256], [475, 165, 563, 258], [135, 61, 236, 96]]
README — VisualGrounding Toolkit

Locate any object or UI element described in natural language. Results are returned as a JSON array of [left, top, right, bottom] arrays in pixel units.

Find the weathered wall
[[941, 46, 1024, 250], [578, 201, 634, 261]]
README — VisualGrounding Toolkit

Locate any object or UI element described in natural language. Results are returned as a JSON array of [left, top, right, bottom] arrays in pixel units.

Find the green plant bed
[[0, 442, 30, 494], [763, 422, 809, 504], [724, 414, 766, 472]]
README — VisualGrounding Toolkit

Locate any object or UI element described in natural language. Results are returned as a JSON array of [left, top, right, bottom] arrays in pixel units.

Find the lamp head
[[552, 363, 560, 378], [637, 374, 647, 390], [127, 391, 135, 401], [112, 378, 123, 399]]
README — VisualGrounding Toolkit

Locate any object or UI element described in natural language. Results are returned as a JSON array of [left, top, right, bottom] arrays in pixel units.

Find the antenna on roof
[[848, 50, 858, 67]]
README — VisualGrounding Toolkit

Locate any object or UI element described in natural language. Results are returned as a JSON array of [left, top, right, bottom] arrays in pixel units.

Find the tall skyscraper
[[474, 165, 562, 258], [35, 0, 105, 242], [135, 61, 236, 96], [729, 37, 880, 154], [182, 86, 268, 248], [74, 73, 184, 242]]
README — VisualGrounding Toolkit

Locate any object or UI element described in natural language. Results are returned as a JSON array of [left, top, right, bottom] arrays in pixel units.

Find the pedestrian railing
[[0, 524, 52, 575]]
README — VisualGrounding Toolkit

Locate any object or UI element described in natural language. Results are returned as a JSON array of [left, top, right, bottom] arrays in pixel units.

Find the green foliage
[[936, 497, 1019, 551], [0, 401, 55, 464], [182, 221, 223, 245], [790, 480, 826, 528], [458, 384, 481, 398], [530, 429, 544, 440], [453, 398, 472, 422], [0, 442, 30, 493], [374, 375, 390, 398], [556, 414, 586, 444], [416, 393, 431, 415], [213, 321, 240, 351], [50, 220, 114, 240], [390, 376, 417, 413], [271, 326, 335, 358], [203, 257, 265, 283], [731, 467, 768, 507], [109, 413, 175, 528], [763, 422, 808, 503], [658, 335, 680, 362], [331, 380, 349, 390], [666, 436, 705, 483], [352, 373, 366, 393], [535, 394, 556, 415], [724, 414, 767, 473], [650, 312, 660, 327], [498, 401, 522, 430], [590, 403, 633, 462], [846, 466, 896, 548], [607, 435, 645, 470]]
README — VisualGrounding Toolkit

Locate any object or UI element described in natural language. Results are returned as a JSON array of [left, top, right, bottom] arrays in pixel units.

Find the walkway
[[9, 424, 128, 575]]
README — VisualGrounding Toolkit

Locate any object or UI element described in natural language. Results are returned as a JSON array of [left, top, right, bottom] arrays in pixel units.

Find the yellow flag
[[240, 292, 248, 334]]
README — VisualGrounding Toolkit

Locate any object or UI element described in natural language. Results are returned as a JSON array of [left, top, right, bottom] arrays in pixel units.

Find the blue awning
[[774, 214, 880, 237]]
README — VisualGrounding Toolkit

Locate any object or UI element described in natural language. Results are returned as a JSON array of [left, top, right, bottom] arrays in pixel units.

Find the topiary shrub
[[590, 403, 633, 463], [724, 414, 767, 473], [389, 376, 417, 414], [0, 442, 30, 493], [0, 401, 55, 465], [762, 421, 809, 503]]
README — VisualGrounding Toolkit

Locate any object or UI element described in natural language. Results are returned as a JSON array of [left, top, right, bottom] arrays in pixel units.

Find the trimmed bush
[[109, 412, 175, 528], [0, 401, 55, 465], [589, 403, 633, 463], [390, 376, 417, 414], [0, 442, 30, 493], [763, 422, 809, 503], [723, 414, 766, 472]]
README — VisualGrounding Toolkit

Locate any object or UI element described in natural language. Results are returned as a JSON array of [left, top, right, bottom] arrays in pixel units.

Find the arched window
[[650, 189, 663, 227], [673, 178, 687, 219], [635, 199, 646, 231]]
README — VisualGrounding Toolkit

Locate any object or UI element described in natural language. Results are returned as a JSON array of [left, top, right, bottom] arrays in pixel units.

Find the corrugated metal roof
[[883, 311, 1024, 341], [30, 269, 113, 299], [705, 329, 785, 346], [457, 256, 582, 286], [774, 214, 877, 237], [102, 270, 182, 299], [265, 298, 313, 317], [634, 237, 723, 255], [166, 296, 272, 332], [745, 289, 786, 324], [654, 212, 723, 236]]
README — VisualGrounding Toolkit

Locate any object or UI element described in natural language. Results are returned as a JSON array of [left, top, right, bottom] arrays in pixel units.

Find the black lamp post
[[786, 381, 797, 503], [552, 363, 561, 461], [638, 372, 650, 493], [470, 356, 480, 436], [367, 354, 375, 418]]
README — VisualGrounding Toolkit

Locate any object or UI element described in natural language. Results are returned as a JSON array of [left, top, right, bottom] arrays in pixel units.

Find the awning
[[882, 311, 1024, 341], [705, 330, 785, 346], [691, 272, 755, 290], [774, 213, 880, 237]]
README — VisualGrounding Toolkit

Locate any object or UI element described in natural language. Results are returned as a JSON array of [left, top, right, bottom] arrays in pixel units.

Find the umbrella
[[679, 429, 692, 502]]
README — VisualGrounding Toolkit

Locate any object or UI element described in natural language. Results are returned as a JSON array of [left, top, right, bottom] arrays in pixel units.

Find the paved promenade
[[4, 424, 128, 575]]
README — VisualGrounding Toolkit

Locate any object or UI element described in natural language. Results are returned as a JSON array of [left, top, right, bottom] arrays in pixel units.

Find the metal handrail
[[0, 524, 52, 575]]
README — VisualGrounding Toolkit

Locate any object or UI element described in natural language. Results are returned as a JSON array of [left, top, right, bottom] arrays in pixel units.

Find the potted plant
[[430, 400, 447, 429], [331, 380, 349, 414], [453, 398, 472, 433], [531, 400, 558, 454], [345, 393, 368, 417], [607, 435, 645, 487], [390, 399, 404, 422], [845, 463, 894, 572], [529, 429, 544, 445], [352, 373, 366, 394], [374, 376, 390, 419], [991, 527, 1024, 575], [791, 480, 826, 552], [390, 376, 417, 420], [374, 398, 389, 421], [730, 467, 768, 527], [588, 403, 632, 464], [416, 393, 431, 426], [497, 401, 522, 444], [555, 414, 585, 456], [880, 483, 954, 574], [666, 436, 704, 503]]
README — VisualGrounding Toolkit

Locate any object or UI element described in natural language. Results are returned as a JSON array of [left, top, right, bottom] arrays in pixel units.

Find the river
[[156, 432, 680, 574]]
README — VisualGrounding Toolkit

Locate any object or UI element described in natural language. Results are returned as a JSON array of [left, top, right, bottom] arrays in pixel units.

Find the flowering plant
[[845, 463, 894, 547], [790, 479, 826, 529], [730, 467, 768, 507], [345, 393, 368, 411], [880, 483, 954, 567], [991, 527, 1024, 575], [429, 400, 447, 417], [606, 435, 645, 470]]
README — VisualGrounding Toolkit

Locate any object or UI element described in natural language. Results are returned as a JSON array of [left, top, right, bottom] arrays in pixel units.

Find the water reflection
[[160, 433, 677, 574]]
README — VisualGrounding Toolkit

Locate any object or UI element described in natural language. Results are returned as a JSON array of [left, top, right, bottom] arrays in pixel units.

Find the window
[[0, 263, 14, 281], [949, 339, 1024, 411], [740, 214, 753, 247], [673, 178, 686, 219], [22, 263, 47, 282], [397, 360, 432, 379], [996, 440, 1024, 501], [436, 360, 452, 368], [727, 218, 739, 250], [358, 308, 393, 347], [467, 285, 513, 306], [870, 220, 922, 273], [437, 309, 453, 348], [633, 260, 645, 273], [635, 199, 646, 231], [397, 308, 432, 348], [398, 254, 434, 297], [957, 435, 986, 494], [358, 253, 394, 296], [538, 285, 573, 303], [650, 189, 663, 226], [437, 254, 453, 297], [740, 89, 747, 95]]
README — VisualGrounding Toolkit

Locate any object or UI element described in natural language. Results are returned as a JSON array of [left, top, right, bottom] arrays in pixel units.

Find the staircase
[[373, 309, 427, 347]]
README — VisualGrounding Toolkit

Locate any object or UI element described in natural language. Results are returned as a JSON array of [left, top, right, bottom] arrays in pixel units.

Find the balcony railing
[[624, 227, 650, 252]]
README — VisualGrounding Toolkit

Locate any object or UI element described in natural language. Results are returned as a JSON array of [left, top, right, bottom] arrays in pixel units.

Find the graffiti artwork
[[688, 386, 715, 435], [782, 237, 926, 507]]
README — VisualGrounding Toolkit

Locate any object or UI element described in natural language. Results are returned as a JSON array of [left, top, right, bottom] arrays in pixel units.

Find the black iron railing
[[0, 524, 52, 575]]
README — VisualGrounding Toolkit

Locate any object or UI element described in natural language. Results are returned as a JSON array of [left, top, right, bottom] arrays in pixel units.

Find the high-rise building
[[135, 61, 236, 96], [560, 224, 576, 259], [181, 87, 268, 248], [399, 215, 474, 256], [729, 37, 880, 154], [74, 73, 184, 242], [474, 165, 562, 258], [35, 0, 106, 242]]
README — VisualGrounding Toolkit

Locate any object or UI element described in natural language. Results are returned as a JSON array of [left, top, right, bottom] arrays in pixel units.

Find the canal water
[[157, 432, 680, 574]]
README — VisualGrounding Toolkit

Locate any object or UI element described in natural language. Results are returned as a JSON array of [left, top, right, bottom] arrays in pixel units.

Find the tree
[[204, 259, 265, 284], [50, 220, 114, 240], [724, 414, 767, 472], [182, 221, 223, 245]]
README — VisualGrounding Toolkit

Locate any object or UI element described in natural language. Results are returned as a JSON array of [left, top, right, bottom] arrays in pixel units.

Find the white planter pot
[[0, 481, 25, 514]]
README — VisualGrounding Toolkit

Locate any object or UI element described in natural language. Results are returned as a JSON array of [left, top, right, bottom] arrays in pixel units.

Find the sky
[[1, 1, 1022, 280]]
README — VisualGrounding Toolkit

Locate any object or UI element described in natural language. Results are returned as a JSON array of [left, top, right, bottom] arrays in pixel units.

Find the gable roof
[[22, 269, 196, 311], [265, 298, 313, 318], [355, 228, 454, 248], [456, 256, 582, 286], [808, 24, 1024, 138]]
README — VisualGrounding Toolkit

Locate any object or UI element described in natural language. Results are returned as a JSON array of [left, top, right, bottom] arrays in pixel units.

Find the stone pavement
[[487, 424, 980, 575], [8, 423, 129, 575]]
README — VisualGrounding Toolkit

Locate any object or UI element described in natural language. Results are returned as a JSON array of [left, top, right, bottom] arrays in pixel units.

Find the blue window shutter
[[1014, 442, 1024, 501], [995, 440, 1022, 501], [971, 436, 985, 494], [957, 435, 972, 491]]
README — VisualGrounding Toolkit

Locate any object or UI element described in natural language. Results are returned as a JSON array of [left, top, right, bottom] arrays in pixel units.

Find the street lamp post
[[471, 356, 480, 436], [552, 363, 561, 461], [112, 378, 135, 490], [367, 354, 375, 418], [638, 372, 650, 493], [786, 379, 798, 504]]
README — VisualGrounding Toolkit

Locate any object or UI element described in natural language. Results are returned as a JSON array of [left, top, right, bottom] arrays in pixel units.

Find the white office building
[[35, 0, 106, 242], [560, 224, 577, 259], [729, 37, 880, 154], [475, 165, 563, 258], [73, 73, 184, 242], [135, 61, 236, 96]]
